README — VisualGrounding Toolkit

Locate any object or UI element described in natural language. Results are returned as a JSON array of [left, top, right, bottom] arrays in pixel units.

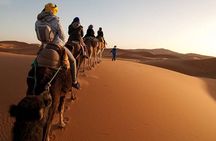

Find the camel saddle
[[36, 44, 70, 69]]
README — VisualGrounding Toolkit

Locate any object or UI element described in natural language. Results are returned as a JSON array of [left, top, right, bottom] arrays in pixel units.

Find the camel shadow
[[202, 78, 216, 102]]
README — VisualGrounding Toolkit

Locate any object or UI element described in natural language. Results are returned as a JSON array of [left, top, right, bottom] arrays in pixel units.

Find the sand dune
[[103, 48, 212, 60], [1, 51, 216, 141], [144, 58, 216, 79], [103, 48, 216, 79], [0, 41, 39, 55]]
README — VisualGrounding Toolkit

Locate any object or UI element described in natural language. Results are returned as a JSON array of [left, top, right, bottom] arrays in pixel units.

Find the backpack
[[35, 20, 55, 43]]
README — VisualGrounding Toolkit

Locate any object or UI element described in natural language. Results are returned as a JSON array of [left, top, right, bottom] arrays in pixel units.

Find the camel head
[[9, 91, 52, 121]]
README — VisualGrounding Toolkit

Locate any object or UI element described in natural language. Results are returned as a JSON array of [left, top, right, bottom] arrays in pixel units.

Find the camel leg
[[93, 56, 96, 67], [79, 56, 85, 73], [87, 57, 90, 70], [76, 59, 80, 77], [99, 52, 102, 63], [78, 57, 83, 73], [89, 47, 94, 69], [82, 58, 86, 73], [88, 56, 92, 70], [97, 51, 101, 63], [83, 57, 87, 73], [70, 89, 76, 100], [93, 50, 97, 67], [97, 49, 101, 63], [91, 57, 94, 68], [95, 49, 99, 65], [87, 57, 90, 69], [43, 94, 59, 141], [91, 50, 95, 68], [99, 48, 104, 63], [58, 95, 66, 128]]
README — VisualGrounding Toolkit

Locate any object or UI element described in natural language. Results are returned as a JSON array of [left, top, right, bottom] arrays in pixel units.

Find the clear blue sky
[[0, 0, 216, 56]]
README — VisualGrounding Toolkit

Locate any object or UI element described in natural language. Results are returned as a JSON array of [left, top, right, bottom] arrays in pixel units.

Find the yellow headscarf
[[45, 3, 58, 16]]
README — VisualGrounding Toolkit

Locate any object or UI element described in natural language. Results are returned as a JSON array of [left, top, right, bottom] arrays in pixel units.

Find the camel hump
[[84, 36, 98, 42], [96, 36, 104, 42], [84, 37, 99, 47]]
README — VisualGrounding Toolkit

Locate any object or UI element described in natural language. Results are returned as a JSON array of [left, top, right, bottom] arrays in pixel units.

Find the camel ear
[[9, 105, 18, 117]]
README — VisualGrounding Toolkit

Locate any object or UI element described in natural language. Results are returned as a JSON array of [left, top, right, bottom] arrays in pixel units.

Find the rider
[[96, 27, 105, 43], [97, 27, 104, 39], [35, 3, 80, 89], [84, 24, 95, 39], [67, 17, 88, 57]]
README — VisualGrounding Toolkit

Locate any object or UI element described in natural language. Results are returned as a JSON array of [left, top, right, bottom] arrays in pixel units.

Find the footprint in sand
[[65, 105, 70, 111], [89, 75, 99, 79], [64, 117, 70, 123]]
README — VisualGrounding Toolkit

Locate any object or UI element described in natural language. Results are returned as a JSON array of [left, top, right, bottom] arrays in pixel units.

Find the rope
[[45, 66, 62, 92], [75, 52, 81, 60]]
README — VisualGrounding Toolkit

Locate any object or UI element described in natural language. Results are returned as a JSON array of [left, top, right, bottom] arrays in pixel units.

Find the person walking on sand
[[35, 3, 80, 89], [111, 45, 117, 61]]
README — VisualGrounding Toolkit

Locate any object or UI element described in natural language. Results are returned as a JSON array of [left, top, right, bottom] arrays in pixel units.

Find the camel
[[26, 46, 72, 141], [84, 37, 99, 69], [65, 41, 86, 74], [96, 37, 106, 63], [9, 91, 52, 141]]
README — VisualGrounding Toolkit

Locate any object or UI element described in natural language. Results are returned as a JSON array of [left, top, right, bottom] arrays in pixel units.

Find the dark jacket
[[111, 48, 117, 55], [97, 30, 104, 37], [68, 21, 84, 42], [85, 28, 95, 38]]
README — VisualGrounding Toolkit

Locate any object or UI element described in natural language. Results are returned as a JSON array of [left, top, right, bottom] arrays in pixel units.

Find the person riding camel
[[35, 3, 80, 89], [84, 24, 96, 39], [96, 27, 106, 43], [67, 17, 88, 58]]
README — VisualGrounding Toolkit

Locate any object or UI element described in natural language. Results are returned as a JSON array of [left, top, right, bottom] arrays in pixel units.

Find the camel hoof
[[65, 105, 70, 111], [48, 134, 56, 141], [64, 117, 70, 123], [58, 121, 66, 128]]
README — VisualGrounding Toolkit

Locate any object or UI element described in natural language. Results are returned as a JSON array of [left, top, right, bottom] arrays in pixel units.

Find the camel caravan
[[9, 3, 106, 141]]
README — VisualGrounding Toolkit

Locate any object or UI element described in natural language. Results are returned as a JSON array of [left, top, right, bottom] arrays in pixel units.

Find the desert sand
[[1, 49, 216, 141]]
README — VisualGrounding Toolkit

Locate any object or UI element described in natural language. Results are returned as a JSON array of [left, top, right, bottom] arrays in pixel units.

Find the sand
[[1, 51, 216, 141]]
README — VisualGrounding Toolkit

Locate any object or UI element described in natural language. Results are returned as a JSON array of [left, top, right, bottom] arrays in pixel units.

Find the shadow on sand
[[202, 78, 216, 101]]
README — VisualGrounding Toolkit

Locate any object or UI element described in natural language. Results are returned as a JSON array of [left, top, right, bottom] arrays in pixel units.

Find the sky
[[0, 0, 216, 57]]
